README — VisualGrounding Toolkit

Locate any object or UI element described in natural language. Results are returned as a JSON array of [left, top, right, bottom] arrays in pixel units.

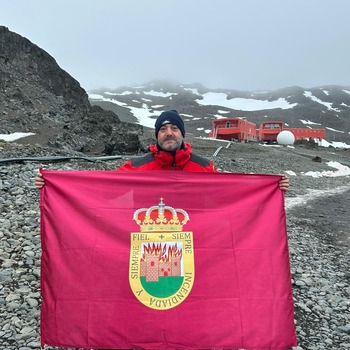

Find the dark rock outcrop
[[0, 26, 142, 154], [312, 156, 322, 162]]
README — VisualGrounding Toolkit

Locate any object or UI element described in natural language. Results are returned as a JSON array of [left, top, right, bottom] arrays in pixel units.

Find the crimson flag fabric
[[40, 169, 297, 349]]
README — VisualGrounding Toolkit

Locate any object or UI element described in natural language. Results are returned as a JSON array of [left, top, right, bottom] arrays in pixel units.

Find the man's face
[[157, 123, 183, 151]]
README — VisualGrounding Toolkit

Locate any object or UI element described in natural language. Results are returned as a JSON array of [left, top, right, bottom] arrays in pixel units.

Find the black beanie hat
[[154, 110, 185, 138]]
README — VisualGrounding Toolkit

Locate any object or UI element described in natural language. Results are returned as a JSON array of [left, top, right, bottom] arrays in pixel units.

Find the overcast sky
[[1, 0, 350, 91]]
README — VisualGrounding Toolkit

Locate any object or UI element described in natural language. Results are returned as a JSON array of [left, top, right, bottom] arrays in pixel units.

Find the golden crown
[[133, 198, 189, 232]]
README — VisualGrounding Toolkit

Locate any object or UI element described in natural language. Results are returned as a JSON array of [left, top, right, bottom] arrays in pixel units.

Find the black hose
[[0, 155, 124, 164]]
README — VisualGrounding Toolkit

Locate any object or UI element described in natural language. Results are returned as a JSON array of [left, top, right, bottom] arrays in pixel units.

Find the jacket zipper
[[172, 152, 176, 169]]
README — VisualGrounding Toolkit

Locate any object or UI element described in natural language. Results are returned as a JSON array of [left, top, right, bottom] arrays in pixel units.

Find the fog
[[1, 0, 350, 91]]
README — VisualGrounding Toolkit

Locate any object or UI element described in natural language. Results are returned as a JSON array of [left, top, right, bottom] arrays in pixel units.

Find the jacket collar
[[150, 142, 192, 168]]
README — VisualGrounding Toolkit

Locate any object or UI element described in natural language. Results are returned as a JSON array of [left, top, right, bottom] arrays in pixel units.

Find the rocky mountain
[[0, 26, 142, 155], [1, 25, 350, 155], [89, 81, 350, 145]]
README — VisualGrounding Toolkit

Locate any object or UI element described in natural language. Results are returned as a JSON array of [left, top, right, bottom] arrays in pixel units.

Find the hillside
[[0, 26, 141, 155], [89, 81, 350, 145], [1, 137, 350, 349], [2, 26, 350, 153]]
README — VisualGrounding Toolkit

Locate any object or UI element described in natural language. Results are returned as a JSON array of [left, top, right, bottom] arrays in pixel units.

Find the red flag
[[40, 170, 297, 349]]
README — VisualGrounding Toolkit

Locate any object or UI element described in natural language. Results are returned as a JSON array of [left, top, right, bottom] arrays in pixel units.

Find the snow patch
[[303, 161, 350, 178], [196, 92, 297, 111], [0, 132, 36, 142]]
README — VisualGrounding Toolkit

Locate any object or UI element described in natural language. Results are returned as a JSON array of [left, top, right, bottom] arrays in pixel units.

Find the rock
[[312, 156, 322, 162]]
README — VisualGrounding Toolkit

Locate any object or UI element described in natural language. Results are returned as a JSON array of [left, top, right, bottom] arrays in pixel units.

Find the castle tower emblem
[[129, 198, 195, 310]]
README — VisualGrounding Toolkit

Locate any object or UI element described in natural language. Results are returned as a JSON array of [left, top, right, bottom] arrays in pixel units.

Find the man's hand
[[35, 172, 45, 190], [279, 175, 289, 191]]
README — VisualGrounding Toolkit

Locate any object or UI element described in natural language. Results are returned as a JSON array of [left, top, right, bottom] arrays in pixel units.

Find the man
[[117, 109, 217, 172], [35, 110, 289, 189], [35, 110, 290, 349]]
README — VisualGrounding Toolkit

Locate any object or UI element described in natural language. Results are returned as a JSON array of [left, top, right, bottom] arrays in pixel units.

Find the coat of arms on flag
[[130, 198, 195, 310]]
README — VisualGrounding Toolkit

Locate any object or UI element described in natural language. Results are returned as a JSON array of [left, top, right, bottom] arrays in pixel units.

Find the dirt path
[[288, 189, 350, 248]]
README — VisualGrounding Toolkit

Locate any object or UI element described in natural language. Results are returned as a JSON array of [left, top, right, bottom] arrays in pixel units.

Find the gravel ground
[[0, 138, 349, 350]]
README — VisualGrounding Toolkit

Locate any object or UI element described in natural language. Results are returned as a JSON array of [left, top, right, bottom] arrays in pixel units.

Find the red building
[[209, 117, 326, 143], [258, 121, 326, 142], [209, 118, 257, 141]]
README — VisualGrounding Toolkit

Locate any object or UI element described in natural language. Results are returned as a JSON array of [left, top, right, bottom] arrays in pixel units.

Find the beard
[[158, 136, 182, 151]]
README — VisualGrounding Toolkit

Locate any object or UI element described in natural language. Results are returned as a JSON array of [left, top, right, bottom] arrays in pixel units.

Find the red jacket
[[118, 143, 217, 172]]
